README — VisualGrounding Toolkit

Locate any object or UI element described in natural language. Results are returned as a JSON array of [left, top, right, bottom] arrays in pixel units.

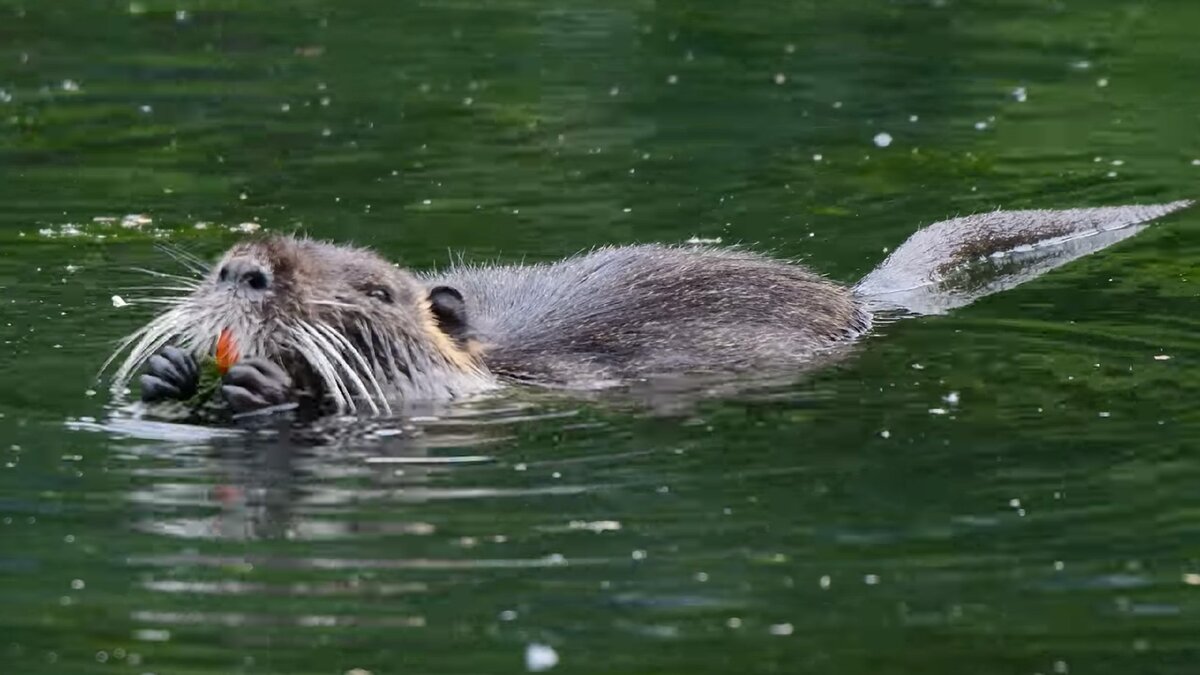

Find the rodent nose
[[218, 259, 271, 291]]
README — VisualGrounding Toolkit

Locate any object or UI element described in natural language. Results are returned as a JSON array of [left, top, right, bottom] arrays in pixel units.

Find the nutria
[[105, 201, 1191, 418]]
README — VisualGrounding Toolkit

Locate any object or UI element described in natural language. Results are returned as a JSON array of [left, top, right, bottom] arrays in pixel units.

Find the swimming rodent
[[105, 201, 1191, 418]]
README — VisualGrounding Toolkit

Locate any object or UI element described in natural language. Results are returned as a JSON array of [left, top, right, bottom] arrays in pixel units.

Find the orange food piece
[[216, 328, 239, 374]]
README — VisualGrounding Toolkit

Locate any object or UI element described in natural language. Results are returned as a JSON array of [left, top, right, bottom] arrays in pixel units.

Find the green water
[[2, 0, 1200, 673]]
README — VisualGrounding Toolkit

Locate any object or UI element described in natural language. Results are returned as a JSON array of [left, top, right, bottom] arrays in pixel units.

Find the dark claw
[[147, 355, 184, 386], [221, 385, 273, 414], [221, 358, 292, 413], [161, 346, 198, 381], [139, 374, 182, 402], [140, 347, 199, 402]]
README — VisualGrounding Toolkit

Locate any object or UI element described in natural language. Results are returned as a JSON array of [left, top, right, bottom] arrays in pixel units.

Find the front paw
[[221, 358, 293, 414], [139, 346, 199, 402]]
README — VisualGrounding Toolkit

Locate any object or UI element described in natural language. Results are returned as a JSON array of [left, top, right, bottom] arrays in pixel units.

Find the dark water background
[[2, 0, 1200, 673]]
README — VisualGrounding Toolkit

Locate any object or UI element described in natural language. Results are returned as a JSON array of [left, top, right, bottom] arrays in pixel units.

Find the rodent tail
[[854, 200, 1193, 316]]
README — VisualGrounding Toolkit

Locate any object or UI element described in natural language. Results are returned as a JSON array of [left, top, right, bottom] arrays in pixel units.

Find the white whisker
[[300, 321, 382, 415], [125, 267, 204, 284], [125, 298, 188, 306], [310, 300, 358, 309], [310, 320, 392, 414], [107, 308, 193, 390], [154, 243, 210, 277], [120, 285, 202, 293], [361, 319, 406, 385], [285, 325, 355, 412]]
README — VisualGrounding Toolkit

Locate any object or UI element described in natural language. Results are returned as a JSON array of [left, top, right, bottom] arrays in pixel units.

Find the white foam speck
[[525, 644, 559, 672], [133, 629, 170, 642], [568, 520, 621, 533], [872, 132, 892, 148], [111, 295, 128, 308], [1012, 86, 1028, 102]]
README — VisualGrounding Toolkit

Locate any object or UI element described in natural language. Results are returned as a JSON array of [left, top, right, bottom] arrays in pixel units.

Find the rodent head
[[109, 235, 486, 413]]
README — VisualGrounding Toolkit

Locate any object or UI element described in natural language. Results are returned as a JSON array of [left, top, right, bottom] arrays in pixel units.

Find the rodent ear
[[428, 286, 469, 340]]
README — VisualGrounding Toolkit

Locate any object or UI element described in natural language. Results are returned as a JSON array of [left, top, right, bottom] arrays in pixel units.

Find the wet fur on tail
[[854, 201, 1193, 316]]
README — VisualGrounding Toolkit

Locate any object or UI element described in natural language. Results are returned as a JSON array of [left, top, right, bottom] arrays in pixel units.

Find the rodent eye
[[365, 286, 393, 304]]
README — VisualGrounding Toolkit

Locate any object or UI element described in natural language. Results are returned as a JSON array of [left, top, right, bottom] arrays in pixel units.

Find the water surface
[[2, 0, 1200, 673]]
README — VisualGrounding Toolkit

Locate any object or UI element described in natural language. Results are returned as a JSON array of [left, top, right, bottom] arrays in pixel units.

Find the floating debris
[[872, 132, 893, 148], [38, 224, 84, 238], [111, 295, 128, 308], [1012, 86, 1028, 102], [121, 214, 152, 228]]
